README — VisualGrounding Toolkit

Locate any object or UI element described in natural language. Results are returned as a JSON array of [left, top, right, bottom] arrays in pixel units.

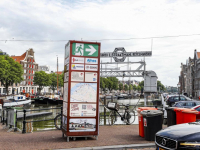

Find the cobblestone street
[[0, 124, 156, 150]]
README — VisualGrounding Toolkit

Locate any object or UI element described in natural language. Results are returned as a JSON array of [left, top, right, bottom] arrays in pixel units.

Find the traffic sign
[[72, 43, 98, 57]]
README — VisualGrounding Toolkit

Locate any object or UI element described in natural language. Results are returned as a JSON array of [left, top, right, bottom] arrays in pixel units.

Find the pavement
[[0, 123, 157, 150]]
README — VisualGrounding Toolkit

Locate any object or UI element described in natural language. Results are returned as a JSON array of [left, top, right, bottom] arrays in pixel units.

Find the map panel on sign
[[71, 64, 84, 70], [71, 72, 84, 82], [63, 82, 68, 102], [69, 118, 96, 132], [85, 58, 98, 64], [70, 103, 96, 117], [71, 57, 84, 64], [85, 72, 98, 82], [85, 65, 98, 71], [70, 83, 97, 102]]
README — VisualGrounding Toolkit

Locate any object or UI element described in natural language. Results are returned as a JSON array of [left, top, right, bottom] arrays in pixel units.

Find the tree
[[129, 84, 133, 91], [0, 55, 23, 95], [119, 83, 123, 91], [59, 72, 64, 87], [124, 84, 128, 91], [49, 73, 57, 93], [107, 77, 118, 90], [100, 77, 106, 91], [133, 85, 137, 91], [34, 71, 51, 94], [137, 85, 141, 92]]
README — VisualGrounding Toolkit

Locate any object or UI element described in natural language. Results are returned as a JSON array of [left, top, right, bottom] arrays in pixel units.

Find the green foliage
[[124, 84, 128, 91], [0, 55, 23, 95], [137, 85, 141, 91], [133, 84, 137, 91], [59, 72, 64, 87], [49, 73, 57, 93], [129, 84, 133, 90], [100, 77, 118, 92], [119, 83, 123, 91], [34, 71, 51, 93]]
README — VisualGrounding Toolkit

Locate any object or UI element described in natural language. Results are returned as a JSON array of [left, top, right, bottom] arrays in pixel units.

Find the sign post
[[62, 41, 101, 142]]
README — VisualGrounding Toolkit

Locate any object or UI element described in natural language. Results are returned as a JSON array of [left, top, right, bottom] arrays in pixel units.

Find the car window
[[174, 97, 179, 101], [195, 102, 200, 106], [176, 102, 185, 106], [180, 97, 186, 101], [195, 107, 200, 111], [185, 102, 195, 107]]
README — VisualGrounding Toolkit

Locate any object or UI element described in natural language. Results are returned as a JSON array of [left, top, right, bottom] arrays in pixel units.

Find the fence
[[1, 107, 62, 133]]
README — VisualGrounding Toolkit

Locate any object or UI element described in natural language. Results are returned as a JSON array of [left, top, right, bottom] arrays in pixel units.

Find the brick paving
[[0, 124, 156, 150]]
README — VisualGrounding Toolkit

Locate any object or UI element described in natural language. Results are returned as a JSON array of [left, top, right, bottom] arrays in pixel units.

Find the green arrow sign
[[72, 43, 98, 57]]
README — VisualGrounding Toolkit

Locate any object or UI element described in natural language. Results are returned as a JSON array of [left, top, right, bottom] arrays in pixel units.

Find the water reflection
[[16, 98, 154, 132]]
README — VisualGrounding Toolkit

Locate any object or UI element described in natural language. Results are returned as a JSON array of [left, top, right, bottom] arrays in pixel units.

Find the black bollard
[[22, 109, 26, 134], [2, 109, 5, 125], [104, 96, 106, 125], [61, 106, 63, 129], [14, 110, 18, 132]]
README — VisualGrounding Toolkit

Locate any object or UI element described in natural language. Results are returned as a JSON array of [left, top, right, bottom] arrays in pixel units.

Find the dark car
[[165, 95, 191, 107], [173, 101, 200, 108], [155, 122, 200, 150]]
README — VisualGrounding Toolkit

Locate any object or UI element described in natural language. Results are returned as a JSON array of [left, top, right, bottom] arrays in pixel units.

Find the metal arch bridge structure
[[100, 61, 146, 78]]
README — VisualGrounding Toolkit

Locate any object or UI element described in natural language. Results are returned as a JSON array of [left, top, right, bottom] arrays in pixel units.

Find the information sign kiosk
[[62, 40, 101, 142]]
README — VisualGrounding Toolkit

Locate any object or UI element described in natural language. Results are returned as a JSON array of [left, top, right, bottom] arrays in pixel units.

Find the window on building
[[30, 59, 31, 62], [24, 69, 26, 73], [24, 75, 26, 79], [24, 63, 27, 67]]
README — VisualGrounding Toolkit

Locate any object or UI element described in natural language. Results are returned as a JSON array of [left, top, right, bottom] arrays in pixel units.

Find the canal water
[[16, 98, 154, 132]]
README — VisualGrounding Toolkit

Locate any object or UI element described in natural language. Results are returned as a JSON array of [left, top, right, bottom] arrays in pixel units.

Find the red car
[[192, 105, 200, 120]]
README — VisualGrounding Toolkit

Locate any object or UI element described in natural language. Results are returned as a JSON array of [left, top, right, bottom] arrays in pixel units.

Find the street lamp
[[177, 83, 180, 101]]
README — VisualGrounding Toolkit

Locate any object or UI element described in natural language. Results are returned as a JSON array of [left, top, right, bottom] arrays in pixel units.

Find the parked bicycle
[[54, 113, 61, 130], [108, 103, 136, 125]]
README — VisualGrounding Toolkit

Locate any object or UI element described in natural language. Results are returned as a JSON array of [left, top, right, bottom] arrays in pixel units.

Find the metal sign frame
[[62, 40, 101, 140]]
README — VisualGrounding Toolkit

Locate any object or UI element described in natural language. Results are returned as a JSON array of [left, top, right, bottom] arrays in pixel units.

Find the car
[[173, 101, 200, 108], [155, 122, 200, 150], [165, 95, 191, 107], [192, 105, 200, 120]]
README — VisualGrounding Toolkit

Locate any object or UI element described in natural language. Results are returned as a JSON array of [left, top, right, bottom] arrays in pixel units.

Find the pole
[[57, 56, 59, 94], [22, 109, 26, 134]]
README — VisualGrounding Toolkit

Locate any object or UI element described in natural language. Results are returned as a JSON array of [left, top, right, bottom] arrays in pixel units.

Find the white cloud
[[1, 0, 200, 86]]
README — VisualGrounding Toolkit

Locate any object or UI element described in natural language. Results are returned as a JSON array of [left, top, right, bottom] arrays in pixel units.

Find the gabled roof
[[197, 52, 200, 59], [11, 52, 26, 63], [55, 71, 63, 75]]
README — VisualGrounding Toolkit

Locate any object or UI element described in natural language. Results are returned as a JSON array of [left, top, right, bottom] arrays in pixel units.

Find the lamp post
[[177, 83, 180, 101]]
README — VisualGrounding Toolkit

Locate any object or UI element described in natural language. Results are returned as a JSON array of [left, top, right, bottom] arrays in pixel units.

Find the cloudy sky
[[1, 0, 200, 87]]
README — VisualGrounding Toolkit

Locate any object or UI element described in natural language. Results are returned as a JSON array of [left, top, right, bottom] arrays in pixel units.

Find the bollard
[[2, 109, 5, 125], [61, 106, 63, 129], [111, 95, 113, 102], [22, 109, 26, 134], [104, 96, 106, 125], [14, 110, 18, 132]]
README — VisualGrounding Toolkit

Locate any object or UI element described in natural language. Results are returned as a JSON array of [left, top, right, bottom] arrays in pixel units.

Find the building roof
[[55, 71, 63, 75], [11, 52, 26, 63], [197, 52, 200, 59]]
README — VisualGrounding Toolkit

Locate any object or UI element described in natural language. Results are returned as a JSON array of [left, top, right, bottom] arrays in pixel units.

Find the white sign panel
[[70, 83, 97, 102], [85, 72, 98, 82], [85, 65, 98, 71], [63, 102, 68, 116], [65, 57, 69, 65], [69, 118, 96, 132], [64, 72, 68, 82], [85, 58, 98, 64], [63, 82, 68, 102], [71, 57, 84, 64], [71, 72, 84, 82], [71, 64, 84, 70], [70, 103, 96, 117]]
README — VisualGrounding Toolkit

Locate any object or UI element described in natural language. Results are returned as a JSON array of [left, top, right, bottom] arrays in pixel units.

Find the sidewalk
[[0, 124, 155, 150]]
